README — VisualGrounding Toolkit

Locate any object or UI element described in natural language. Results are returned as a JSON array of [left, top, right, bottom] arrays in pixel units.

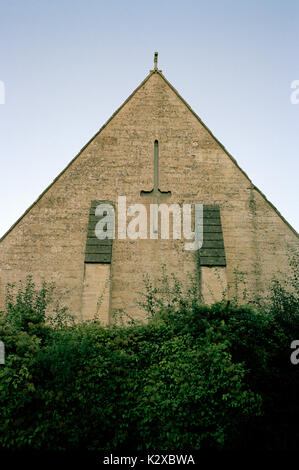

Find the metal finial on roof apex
[[154, 52, 158, 70]]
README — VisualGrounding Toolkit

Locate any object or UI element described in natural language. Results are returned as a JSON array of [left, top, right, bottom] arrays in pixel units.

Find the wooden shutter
[[85, 200, 113, 264], [199, 205, 226, 266]]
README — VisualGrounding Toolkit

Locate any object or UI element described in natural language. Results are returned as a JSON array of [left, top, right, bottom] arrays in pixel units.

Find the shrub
[[0, 263, 298, 451]]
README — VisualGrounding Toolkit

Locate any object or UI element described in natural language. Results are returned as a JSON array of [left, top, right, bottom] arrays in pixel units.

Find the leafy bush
[[0, 264, 298, 450], [0, 278, 73, 448]]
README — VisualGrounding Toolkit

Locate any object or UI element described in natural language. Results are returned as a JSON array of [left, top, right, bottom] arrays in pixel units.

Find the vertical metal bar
[[154, 52, 158, 70]]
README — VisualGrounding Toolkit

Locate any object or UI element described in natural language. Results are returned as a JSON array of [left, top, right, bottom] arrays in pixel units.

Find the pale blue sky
[[0, 0, 298, 237]]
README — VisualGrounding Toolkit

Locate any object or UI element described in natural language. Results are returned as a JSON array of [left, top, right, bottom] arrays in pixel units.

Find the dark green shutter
[[85, 200, 113, 263], [199, 205, 226, 266]]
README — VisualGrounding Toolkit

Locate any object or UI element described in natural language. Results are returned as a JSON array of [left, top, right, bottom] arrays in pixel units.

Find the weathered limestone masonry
[[0, 55, 298, 323]]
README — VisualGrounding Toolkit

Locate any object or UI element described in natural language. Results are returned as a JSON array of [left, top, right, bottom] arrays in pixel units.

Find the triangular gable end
[[1, 68, 298, 242]]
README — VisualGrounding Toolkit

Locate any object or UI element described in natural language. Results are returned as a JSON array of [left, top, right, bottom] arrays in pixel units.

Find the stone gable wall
[[0, 72, 298, 321]]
